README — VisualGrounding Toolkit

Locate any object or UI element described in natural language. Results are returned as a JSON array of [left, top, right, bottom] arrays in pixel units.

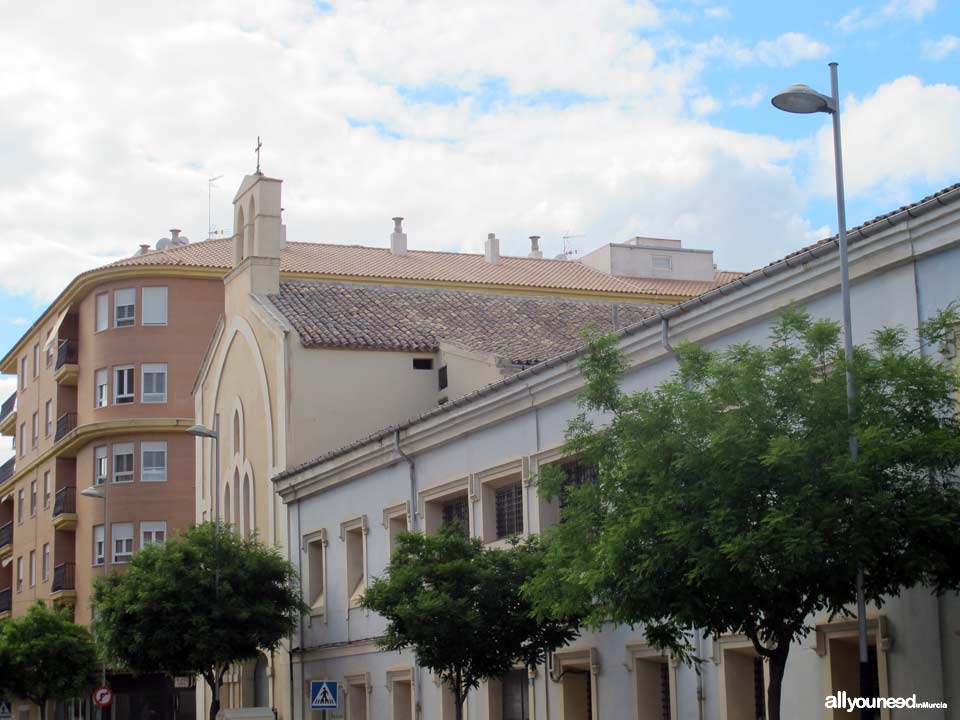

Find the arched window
[[233, 469, 241, 533], [244, 196, 256, 258], [223, 484, 232, 528], [233, 410, 241, 459], [242, 473, 252, 538]]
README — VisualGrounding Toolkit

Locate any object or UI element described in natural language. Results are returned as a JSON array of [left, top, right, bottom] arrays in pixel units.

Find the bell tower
[[231, 173, 286, 267]]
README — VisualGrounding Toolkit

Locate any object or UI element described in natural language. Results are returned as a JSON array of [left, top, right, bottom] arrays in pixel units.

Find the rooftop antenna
[[557, 232, 585, 260], [208, 175, 223, 240]]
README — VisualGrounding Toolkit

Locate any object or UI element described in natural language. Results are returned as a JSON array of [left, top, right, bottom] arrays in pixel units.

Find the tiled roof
[[617, 270, 744, 297], [107, 238, 738, 297], [270, 281, 661, 365]]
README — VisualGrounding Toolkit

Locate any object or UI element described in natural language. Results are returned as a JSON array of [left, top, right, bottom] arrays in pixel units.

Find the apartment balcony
[[0, 457, 13, 487], [0, 586, 10, 619], [54, 339, 79, 385], [52, 486, 77, 530], [0, 521, 11, 562], [50, 562, 76, 601], [55, 412, 77, 443], [0, 391, 15, 436]]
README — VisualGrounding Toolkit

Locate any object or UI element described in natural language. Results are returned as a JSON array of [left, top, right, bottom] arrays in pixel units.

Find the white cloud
[[704, 6, 731, 20], [691, 95, 722, 115], [923, 35, 960, 60], [837, 0, 937, 32], [731, 88, 766, 108], [8, 317, 29, 326], [809, 76, 960, 199], [697, 32, 829, 68]]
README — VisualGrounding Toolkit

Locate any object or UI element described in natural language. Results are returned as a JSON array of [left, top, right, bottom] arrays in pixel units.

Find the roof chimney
[[390, 217, 407, 256], [528, 235, 543, 259], [485, 233, 501, 265], [137, 244, 151, 256]]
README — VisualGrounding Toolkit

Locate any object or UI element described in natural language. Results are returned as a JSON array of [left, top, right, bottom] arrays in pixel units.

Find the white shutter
[[141, 441, 167, 481], [142, 287, 168, 325], [96, 293, 109, 332]]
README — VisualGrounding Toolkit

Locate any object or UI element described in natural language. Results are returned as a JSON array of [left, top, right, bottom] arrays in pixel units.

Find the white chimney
[[485, 233, 500, 264], [137, 244, 151, 256], [390, 217, 407, 256], [528, 235, 543, 259]]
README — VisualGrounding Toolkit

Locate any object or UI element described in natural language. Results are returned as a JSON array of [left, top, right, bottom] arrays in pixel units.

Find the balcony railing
[[53, 486, 76, 518], [0, 392, 15, 423], [0, 587, 11, 614], [51, 562, 76, 593], [0, 521, 11, 550], [0, 457, 13, 485], [55, 339, 78, 370], [55, 412, 77, 442]]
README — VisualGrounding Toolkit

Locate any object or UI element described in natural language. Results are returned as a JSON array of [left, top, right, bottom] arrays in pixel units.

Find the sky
[[0, 0, 958, 417]]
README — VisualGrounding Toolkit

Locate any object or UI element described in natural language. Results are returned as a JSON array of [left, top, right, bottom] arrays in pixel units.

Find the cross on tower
[[254, 136, 262, 174]]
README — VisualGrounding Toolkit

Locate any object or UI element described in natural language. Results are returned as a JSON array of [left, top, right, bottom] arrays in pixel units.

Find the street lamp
[[81, 484, 109, 714], [773, 63, 869, 716], [186, 418, 222, 715]]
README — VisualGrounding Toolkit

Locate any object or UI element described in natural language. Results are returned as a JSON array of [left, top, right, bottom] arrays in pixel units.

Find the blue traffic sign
[[310, 680, 339, 709], [0, 700, 11, 720]]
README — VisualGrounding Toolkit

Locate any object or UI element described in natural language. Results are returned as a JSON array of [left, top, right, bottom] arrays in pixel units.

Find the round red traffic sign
[[92, 685, 113, 708]]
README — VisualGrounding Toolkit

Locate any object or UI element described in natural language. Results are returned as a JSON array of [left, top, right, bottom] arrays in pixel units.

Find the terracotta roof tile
[[107, 238, 735, 296], [270, 281, 661, 365]]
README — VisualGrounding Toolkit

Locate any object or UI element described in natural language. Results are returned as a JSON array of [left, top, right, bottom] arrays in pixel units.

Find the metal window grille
[[560, 461, 598, 508], [660, 663, 671, 720], [495, 483, 523, 539], [441, 495, 469, 535]]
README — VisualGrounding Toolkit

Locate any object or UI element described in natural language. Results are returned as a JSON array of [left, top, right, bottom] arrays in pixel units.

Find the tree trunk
[[766, 644, 790, 720], [208, 673, 221, 720], [38, 700, 46, 720], [454, 670, 464, 720]]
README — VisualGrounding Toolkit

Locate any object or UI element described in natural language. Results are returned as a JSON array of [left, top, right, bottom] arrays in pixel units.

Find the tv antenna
[[208, 175, 224, 240], [557, 232, 585, 260]]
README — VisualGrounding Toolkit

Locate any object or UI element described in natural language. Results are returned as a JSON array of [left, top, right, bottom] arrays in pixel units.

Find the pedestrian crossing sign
[[310, 680, 339, 709], [0, 699, 11, 719]]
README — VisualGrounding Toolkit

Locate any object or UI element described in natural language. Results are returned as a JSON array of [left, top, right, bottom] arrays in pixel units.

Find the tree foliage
[[526, 305, 960, 720], [92, 522, 307, 720], [362, 525, 579, 720], [0, 603, 98, 720]]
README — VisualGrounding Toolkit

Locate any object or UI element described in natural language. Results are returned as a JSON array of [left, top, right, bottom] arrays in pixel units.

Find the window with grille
[[501, 668, 529, 720], [441, 495, 469, 535], [659, 663, 671, 720], [495, 482, 523, 539], [560, 460, 598, 508]]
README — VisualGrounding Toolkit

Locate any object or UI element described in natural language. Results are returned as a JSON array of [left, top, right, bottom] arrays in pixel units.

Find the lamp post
[[81, 484, 109, 718], [186, 418, 221, 716], [772, 63, 870, 717]]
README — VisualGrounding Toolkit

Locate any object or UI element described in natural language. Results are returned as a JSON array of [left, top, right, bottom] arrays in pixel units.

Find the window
[[441, 495, 469, 535], [114, 288, 135, 327], [32, 343, 39, 378], [20, 357, 27, 390], [388, 670, 414, 720], [630, 645, 674, 720], [45, 399, 53, 436], [142, 287, 168, 325], [384, 503, 409, 557], [17, 489, 24, 524], [112, 522, 134, 563], [29, 480, 36, 516], [141, 363, 168, 403], [718, 640, 767, 720], [340, 516, 368, 608], [114, 366, 134, 404], [345, 673, 370, 720], [652, 255, 673, 271], [141, 441, 167, 482], [94, 446, 108, 485], [305, 529, 327, 613], [93, 525, 105, 565], [494, 483, 522, 539], [29, 550, 36, 587], [438, 365, 448, 391], [112, 443, 134, 483], [45, 340, 53, 368], [43, 471, 51, 508], [96, 292, 109, 332], [31, 412, 38, 447], [499, 668, 530, 720], [141, 521, 167, 546], [95, 368, 109, 408], [19, 423, 25, 456], [16, 556, 23, 593], [412, 357, 433, 370], [42, 543, 50, 581]]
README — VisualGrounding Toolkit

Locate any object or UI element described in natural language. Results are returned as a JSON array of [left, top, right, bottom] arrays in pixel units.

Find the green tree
[[0, 603, 98, 720], [92, 522, 307, 720], [362, 525, 579, 720], [526, 307, 960, 720]]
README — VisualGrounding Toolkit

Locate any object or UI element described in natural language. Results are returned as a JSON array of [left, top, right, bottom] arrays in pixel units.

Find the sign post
[[310, 680, 339, 713]]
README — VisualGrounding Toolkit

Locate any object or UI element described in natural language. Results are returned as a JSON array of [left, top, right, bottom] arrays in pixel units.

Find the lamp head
[[771, 84, 834, 114], [187, 424, 218, 439], [80, 486, 106, 499]]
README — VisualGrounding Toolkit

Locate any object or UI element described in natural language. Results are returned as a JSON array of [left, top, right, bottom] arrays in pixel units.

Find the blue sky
[[0, 0, 958, 365]]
